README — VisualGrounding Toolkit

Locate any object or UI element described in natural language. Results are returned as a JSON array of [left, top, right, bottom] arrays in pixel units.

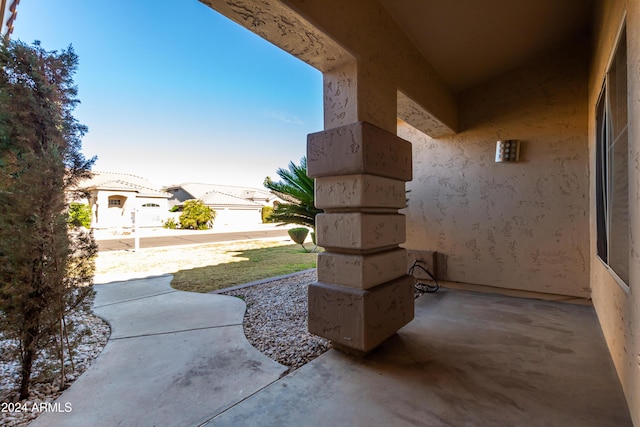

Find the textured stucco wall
[[589, 0, 640, 424], [401, 40, 590, 298]]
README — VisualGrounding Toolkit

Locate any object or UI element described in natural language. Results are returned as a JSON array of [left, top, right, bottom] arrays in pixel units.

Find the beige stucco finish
[[308, 276, 414, 352], [307, 121, 412, 180], [308, 121, 413, 352], [315, 175, 406, 210], [199, 0, 353, 73], [316, 213, 405, 252], [588, 0, 639, 424], [317, 249, 408, 290], [402, 39, 591, 298], [201, 0, 638, 419]]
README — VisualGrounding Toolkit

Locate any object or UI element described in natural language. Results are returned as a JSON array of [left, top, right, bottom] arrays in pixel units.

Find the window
[[142, 203, 160, 208], [596, 23, 629, 287], [108, 196, 126, 208]]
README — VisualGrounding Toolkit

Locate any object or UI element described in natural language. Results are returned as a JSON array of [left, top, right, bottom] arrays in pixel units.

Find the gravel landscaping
[[219, 268, 435, 371], [0, 305, 110, 427], [221, 269, 331, 370]]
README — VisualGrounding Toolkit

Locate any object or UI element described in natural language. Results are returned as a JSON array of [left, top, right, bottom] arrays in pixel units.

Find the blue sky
[[11, 0, 323, 188]]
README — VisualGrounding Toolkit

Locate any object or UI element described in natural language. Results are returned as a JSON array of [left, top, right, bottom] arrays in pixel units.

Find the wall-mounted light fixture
[[495, 140, 520, 162]]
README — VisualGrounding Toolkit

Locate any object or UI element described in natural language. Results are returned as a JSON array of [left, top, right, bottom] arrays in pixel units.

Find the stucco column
[[306, 58, 415, 354], [308, 95, 415, 355]]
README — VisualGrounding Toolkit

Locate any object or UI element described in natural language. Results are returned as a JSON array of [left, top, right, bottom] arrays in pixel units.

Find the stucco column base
[[315, 174, 406, 209], [308, 275, 414, 353], [316, 212, 406, 251], [317, 248, 408, 289]]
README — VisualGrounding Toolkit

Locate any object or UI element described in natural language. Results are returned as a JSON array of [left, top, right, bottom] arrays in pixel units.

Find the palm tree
[[263, 156, 323, 229]]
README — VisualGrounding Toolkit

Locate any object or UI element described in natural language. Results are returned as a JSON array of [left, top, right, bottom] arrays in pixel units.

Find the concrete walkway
[[30, 275, 287, 427], [31, 277, 632, 426]]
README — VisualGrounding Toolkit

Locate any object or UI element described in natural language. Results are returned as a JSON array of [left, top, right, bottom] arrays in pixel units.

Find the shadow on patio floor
[[208, 288, 631, 426]]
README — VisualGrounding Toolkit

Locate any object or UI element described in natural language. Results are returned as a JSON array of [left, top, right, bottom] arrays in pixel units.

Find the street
[[96, 228, 291, 252]]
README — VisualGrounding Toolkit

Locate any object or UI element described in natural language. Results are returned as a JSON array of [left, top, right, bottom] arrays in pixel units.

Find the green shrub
[[263, 157, 322, 228], [179, 199, 216, 230], [68, 202, 92, 228], [288, 227, 309, 245], [169, 205, 180, 212], [163, 218, 178, 229], [262, 206, 274, 223]]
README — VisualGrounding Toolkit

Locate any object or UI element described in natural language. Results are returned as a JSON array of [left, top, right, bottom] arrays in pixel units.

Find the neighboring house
[[165, 183, 278, 226], [204, 0, 640, 422], [207, 184, 279, 206], [76, 171, 171, 229]]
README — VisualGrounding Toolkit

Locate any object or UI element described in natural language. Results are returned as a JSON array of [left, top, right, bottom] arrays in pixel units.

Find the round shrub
[[288, 227, 309, 245], [179, 199, 216, 230]]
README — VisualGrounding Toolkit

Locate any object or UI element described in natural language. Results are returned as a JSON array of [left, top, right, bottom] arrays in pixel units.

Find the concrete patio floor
[[31, 276, 631, 426], [209, 288, 632, 426]]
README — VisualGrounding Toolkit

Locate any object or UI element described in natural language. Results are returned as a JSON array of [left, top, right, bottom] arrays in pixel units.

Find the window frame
[[595, 20, 630, 290], [108, 197, 123, 208]]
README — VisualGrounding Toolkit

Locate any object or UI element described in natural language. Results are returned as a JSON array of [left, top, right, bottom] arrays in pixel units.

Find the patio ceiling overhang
[[380, 0, 593, 93], [199, 0, 591, 138]]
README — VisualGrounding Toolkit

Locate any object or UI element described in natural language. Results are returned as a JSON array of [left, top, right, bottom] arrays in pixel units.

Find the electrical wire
[[408, 260, 439, 293]]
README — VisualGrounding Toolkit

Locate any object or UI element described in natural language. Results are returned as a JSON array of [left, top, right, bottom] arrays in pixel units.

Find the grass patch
[[170, 243, 318, 293]]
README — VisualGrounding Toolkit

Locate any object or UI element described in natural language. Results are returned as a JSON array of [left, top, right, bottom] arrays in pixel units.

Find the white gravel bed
[[221, 269, 435, 370], [0, 306, 110, 427], [222, 269, 332, 370]]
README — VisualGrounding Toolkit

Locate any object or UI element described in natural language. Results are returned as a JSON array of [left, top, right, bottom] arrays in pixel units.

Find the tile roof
[[200, 190, 263, 207], [169, 183, 274, 202], [78, 172, 170, 198], [167, 183, 278, 208]]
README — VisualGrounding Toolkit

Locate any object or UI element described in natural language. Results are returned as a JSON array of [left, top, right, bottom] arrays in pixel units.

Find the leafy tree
[[179, 199, 216, 230], [263, 157, 323, 229], [68, 202, 92, 228], [0, 39, 96, 400]]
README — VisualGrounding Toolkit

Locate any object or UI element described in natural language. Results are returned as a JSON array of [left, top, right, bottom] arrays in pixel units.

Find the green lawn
[[170, 243, 318, 293]]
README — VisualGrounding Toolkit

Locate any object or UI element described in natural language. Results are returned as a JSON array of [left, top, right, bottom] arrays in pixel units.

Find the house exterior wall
[[589, 0, 639, 423], [402, 40, 591, 298], [215, 207, 262, 227], [90, 190, 169, 229], [136, 198, 169, 227]]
